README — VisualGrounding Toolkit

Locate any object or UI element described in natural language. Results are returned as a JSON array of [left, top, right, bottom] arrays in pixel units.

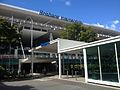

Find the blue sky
[[1, 0, 120, 31]]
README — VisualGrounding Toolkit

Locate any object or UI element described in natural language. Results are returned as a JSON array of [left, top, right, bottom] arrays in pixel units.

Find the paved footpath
[[0, 76, 119, 90]]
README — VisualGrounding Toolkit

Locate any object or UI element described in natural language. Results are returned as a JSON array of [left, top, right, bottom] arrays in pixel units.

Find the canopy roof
[[60, 35, 120, 53], [31, 38, 86, 54], [31, 35, 120, 54]]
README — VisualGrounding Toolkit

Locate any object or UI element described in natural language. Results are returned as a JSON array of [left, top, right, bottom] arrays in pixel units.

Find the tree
[[0, 18, 21, 54], [0, 18, 23, 77], [80, 27, 97, 42], [0, 65, 5, 80], [60, 23, 97, 42], [60, 23, 83, 40]]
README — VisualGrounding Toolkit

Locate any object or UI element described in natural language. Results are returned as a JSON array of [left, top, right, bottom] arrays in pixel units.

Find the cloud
[[105, 24, 116, 30], [90, 19, 120, 30], [50, 0, 71, 6], [113, 20, 119, 24], [65, 1, 71, 6], [111, 24, 116, 29], [49, 0, 53, 3], [92, 23, 105, 28], [108, 20, 120, 30], [105, 25, 110, 29]]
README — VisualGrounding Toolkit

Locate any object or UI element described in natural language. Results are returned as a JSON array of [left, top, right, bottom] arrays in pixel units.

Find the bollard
[[75, 71, 77, 80], [67, 70, 69, 78]]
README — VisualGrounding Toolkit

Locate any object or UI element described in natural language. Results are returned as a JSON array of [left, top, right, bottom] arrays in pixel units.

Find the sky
[[1, 0, 120, 31]]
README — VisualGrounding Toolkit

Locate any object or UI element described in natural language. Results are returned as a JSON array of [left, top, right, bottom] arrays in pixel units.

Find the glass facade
[[116, 42, 120, 77], [86, 41, 120, 84], [100, 43, 118, 82], [62, 53, 84, 75], [86, 46, 100, 80]]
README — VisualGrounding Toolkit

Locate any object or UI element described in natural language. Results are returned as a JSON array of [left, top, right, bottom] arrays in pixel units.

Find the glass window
[[116, 41, 120, 78], [86, 46, 100, 80], [100, 43, 118, 82]]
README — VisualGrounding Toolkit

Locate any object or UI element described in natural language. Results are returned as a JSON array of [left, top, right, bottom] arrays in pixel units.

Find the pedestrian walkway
[[33, 77, 52, 81], [48, 75, 120, 90], [48, 75, 85, 83], [1, 75, 119, 90], [61, 75, 85, 82]]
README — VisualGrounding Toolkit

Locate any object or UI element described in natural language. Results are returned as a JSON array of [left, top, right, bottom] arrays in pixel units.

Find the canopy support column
[[58, 53, 61, 79], [83, 48, 88, 83]]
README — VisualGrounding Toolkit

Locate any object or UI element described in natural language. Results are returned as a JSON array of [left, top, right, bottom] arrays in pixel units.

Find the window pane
[[86, 46, 100, 80], [100, 43, 118, 82], [116, 41, 120, 78]]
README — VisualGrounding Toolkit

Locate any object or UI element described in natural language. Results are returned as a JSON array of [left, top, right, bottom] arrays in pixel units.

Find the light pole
[[25, 17, 34, 76], [17, 21, 26, 75]]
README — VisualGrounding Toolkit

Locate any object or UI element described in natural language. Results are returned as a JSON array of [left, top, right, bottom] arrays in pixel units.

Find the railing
[[0, 16, 64, 30], [0, 54, 58, 60], [0, 54, 82, 60], [34, 55, 58, 59], [0, 55, 30, 59]]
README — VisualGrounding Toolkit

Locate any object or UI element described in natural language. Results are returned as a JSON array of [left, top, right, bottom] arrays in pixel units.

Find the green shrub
[[0, 66, 5, 80]]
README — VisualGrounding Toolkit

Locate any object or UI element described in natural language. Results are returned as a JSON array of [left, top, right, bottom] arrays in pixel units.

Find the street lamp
[[25, 16, 34, 76], [17, 20, 28, 75]]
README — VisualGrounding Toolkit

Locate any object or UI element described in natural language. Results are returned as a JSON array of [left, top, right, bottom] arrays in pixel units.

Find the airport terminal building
[[0, 3, 120, 87]]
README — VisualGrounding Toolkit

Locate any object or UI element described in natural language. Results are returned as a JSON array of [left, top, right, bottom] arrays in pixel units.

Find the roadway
[[0, 76, 119, 90]]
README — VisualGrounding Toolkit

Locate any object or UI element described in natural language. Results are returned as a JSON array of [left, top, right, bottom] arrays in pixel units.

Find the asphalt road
[[0, 78, 119, 90]]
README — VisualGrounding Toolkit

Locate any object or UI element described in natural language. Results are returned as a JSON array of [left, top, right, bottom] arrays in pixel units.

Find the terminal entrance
[[61, 53, 84, 78], [31, 39, 86, 80], [21, 62, 57, 75]]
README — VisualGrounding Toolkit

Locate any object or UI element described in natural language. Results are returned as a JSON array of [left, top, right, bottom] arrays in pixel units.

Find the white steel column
[[83, 48, 88, 83], [62, 53, 65, 74], [58, 53, 61, 79], [18, 59, 21, 75], [98, 46, 102, 80], [115, 43, 120, 83], [57, 39, 62, 79], [20, 41, 25, 59]]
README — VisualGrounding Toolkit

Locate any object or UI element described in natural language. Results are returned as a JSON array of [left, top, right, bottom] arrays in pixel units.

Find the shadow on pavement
[[0, 82, 36, 90], [0, 73, 56, 82]]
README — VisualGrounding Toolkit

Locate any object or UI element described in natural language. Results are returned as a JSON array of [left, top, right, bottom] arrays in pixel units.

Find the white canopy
[[32, 38, 86, 54]]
